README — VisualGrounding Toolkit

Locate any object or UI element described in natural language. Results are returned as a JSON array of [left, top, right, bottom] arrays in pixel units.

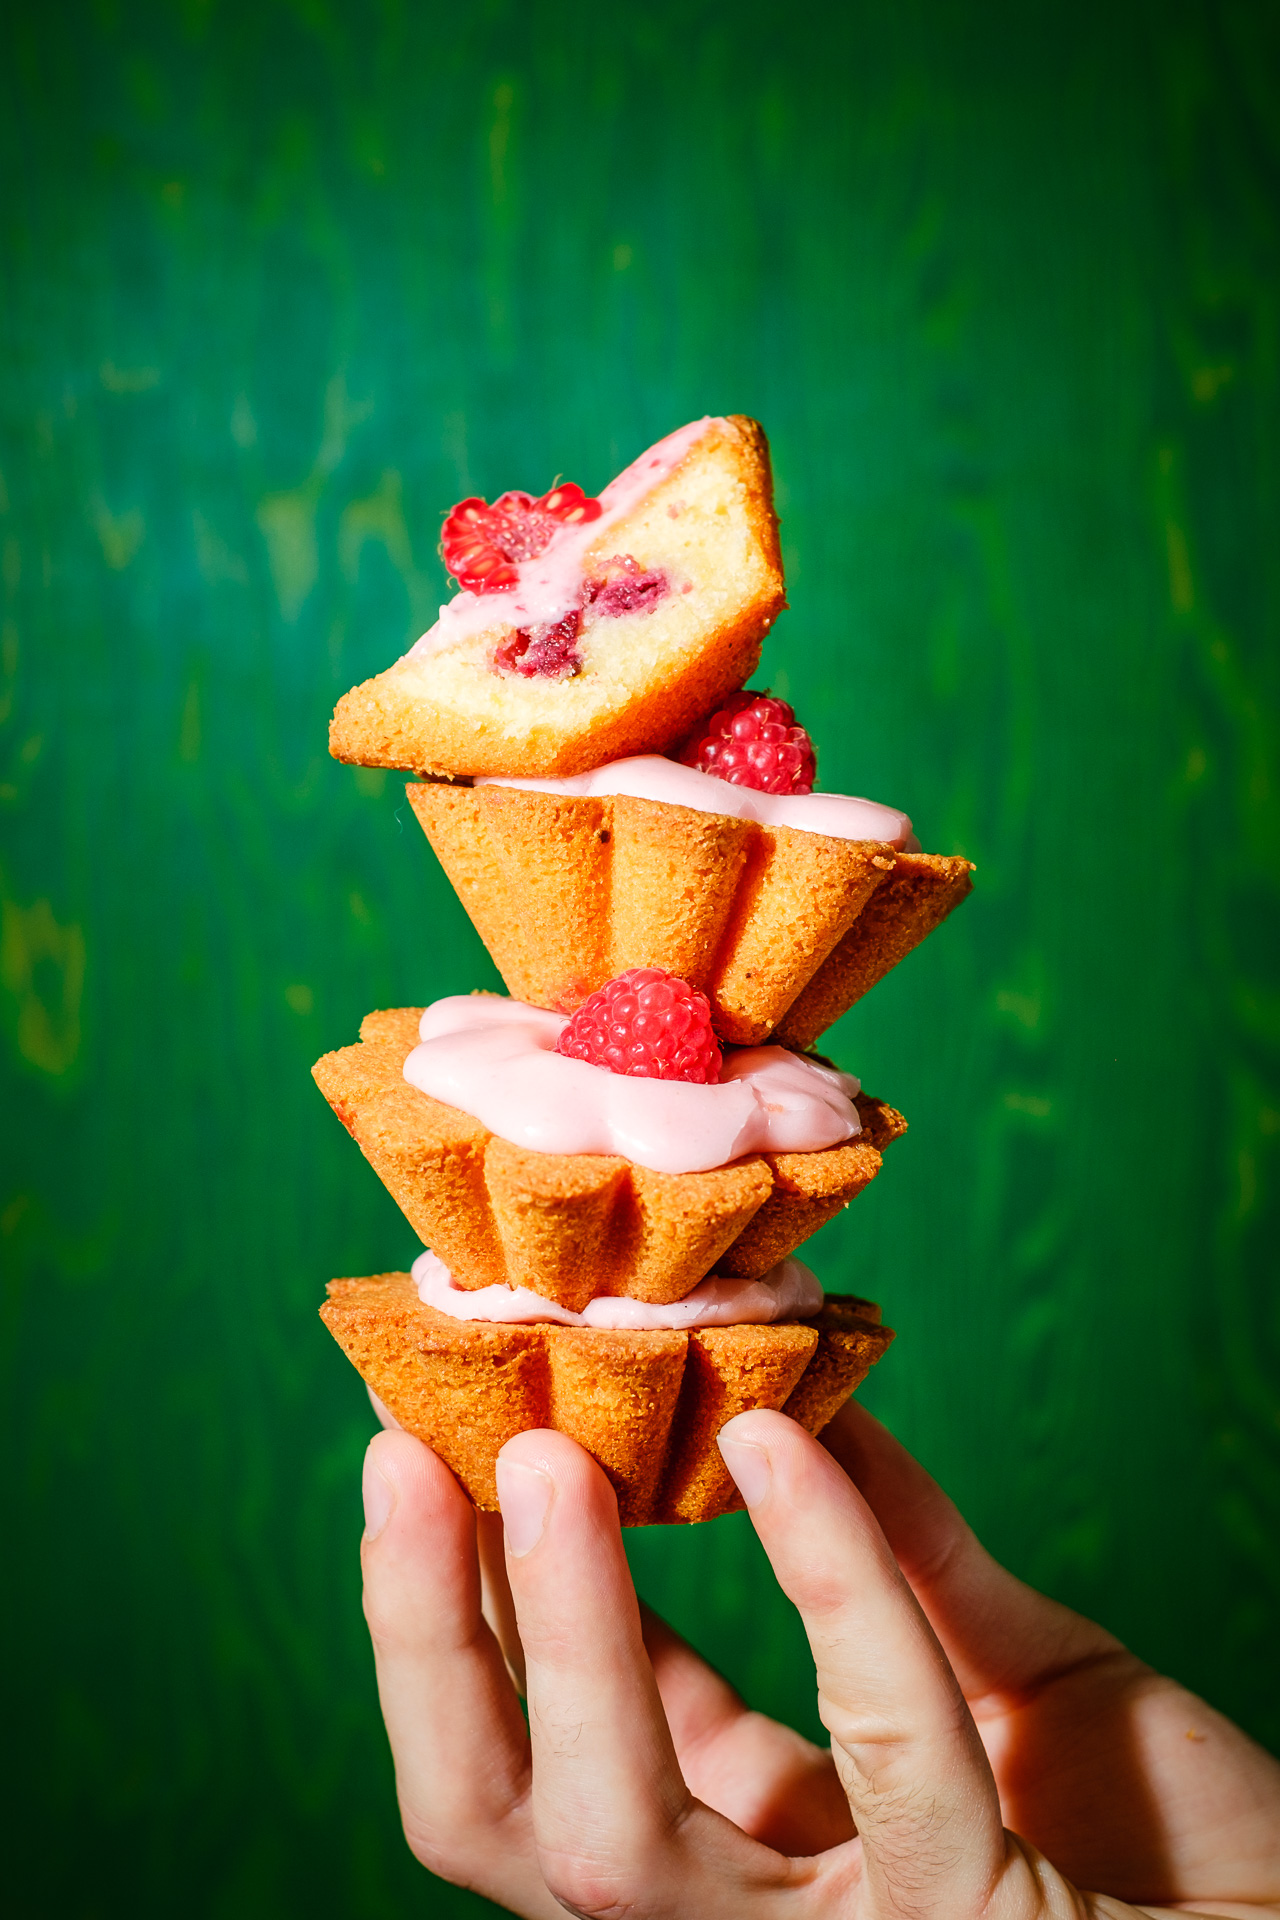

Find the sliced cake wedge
[[329, 416, 785, 779]]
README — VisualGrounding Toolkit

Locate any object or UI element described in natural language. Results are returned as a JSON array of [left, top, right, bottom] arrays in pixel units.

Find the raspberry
[[555, 967, 723, 1083], [678, 689, 816, 795], [441, 482, 602, 593], [493, 610, 582, 679], [490, 553, 669, 678], [582, 554, 669, 619]]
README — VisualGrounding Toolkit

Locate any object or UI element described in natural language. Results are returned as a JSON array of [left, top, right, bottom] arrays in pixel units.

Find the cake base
[[321, 1274, 893, 1525], [313, 1010, 906, 1311], [775, 851, 975, 1048], [408, 783, 974, 1048], [409, 781, 896, 1046]]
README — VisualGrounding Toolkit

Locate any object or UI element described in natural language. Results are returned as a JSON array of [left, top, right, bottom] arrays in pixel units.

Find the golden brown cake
[[312, 1007, 906, 1313], [775, 850, 975, 1048], [328, 417, 786, 780], [407, 780, 972, 1045], [309, 414, 970, 1523], [321, 1273, 893, 1524]]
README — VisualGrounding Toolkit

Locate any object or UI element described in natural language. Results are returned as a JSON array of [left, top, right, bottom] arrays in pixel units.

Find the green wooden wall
[[3, 2, 1278, 1913]]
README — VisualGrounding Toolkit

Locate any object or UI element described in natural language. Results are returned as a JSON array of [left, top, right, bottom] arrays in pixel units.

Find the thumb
[[718, 1410, 1006, 1908], [719, 1413, 1161, 1920]]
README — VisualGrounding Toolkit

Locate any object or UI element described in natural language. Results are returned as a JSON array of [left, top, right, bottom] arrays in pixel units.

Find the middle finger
[[498, 1429, 810, 1918]]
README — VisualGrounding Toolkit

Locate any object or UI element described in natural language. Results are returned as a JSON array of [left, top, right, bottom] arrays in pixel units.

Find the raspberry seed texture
[[556, 968, 723, 1083], [678, 689, 817, 795], [441, 483, 602, 594]]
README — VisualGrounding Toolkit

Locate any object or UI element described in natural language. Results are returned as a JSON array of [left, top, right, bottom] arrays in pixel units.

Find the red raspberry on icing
[[555, 968, 723, 1083], [441, 482, 602, 594], [677, 689, 816, 795]]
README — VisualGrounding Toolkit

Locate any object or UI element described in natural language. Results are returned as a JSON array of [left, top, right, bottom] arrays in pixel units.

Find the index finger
[[359, 1433, 552, 1915]]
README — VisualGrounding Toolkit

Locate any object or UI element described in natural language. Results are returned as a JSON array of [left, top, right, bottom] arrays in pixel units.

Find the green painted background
[[3, 1, 1278, 1912]]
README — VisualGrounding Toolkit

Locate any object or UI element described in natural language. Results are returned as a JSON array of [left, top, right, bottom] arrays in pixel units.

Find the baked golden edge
[[313, 1010, 904, 1309], [405, 784, 973, 1046], [322, 1273, 894, 1524]]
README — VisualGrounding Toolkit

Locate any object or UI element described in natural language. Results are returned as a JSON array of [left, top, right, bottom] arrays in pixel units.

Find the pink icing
[[480, 754, 913, 847], [411, 418, 718, 657], [411, 1248, 824, 1329], [402, 994, 861, 1177]]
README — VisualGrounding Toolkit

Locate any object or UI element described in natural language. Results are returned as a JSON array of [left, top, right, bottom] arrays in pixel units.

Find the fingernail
[[718, 1434, 773, 1507], [362, 1448, 397, 1541], [496, 1459, 555, 1558]]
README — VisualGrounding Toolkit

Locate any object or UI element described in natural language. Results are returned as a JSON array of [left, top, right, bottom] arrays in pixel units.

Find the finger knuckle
[[835, 1743, 932, 1827], [538, 1846, 642, 1919], [791, 1568, 858, 1618], [399, 1812, 470, 1883], [361, 1587, 414, 1658], [362, 1586, 464, 1663]]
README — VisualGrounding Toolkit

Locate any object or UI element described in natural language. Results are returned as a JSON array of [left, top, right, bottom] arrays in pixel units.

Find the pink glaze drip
[[411, 1249, 824, 1329], [481, 754, 914, 847], [402, 994, 861, 1177], [411, 418, 718, 657]]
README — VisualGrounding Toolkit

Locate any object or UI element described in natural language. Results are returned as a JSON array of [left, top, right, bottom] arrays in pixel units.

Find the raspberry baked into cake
[[316, 417, 973, 1524]]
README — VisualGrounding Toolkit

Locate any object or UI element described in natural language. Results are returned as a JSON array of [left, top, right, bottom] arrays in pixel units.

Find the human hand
[[358, 1402, 1280, 1917]]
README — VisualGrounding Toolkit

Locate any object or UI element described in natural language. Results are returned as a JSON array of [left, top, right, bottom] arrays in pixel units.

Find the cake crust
[[314, 1009, 905, 1310], [321, 1272, 894, 1523], [408, 781, 897, 1045], [775, 852, 975, 1047]]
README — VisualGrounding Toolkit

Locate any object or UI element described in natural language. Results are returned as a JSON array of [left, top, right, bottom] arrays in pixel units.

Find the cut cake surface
[[313, 1008, 905, 1312], [322, 1273, 894, 1524], [329, 416, 785, 779]]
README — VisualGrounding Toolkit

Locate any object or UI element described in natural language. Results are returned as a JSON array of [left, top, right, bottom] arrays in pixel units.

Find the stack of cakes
[[316, 416, 972, 1525]]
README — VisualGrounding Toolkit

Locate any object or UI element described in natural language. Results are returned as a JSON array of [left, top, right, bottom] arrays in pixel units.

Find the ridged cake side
[[774, 851, 975, 1048], [313, 1009, 906, 1311], [408, 782, 897, 1045], [322, 1274, 893, 1524]]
